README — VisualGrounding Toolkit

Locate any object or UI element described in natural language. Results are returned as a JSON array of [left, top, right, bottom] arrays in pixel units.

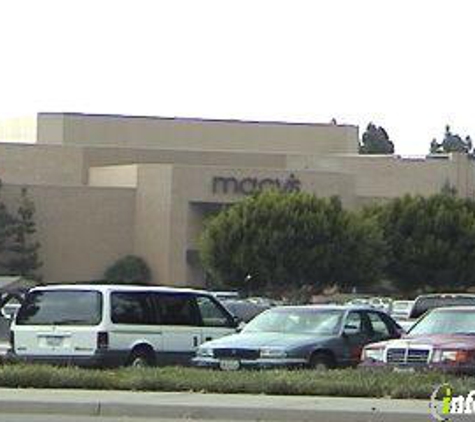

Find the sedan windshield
[[242, 308, 344, 335], [409, 310, 475, 336]]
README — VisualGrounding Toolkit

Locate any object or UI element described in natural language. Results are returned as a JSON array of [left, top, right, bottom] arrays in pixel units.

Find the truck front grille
[[386, 348, 430, 365]]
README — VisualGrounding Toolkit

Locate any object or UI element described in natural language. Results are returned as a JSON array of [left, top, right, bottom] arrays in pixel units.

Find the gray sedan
[[193, 305, 402, 370]]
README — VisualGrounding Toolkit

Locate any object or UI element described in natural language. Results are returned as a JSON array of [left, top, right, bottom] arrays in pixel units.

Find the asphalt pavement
[[0, 388, 431, 421]]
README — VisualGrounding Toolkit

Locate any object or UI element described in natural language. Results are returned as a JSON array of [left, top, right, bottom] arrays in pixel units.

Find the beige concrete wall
[[0, 142, 287, 189], [1, 184, 136, 283], [287, 153, 475, 199], [37, 113, 359, 155], [133, 165, 174, 285], [0, 143, 85, 186], [83, 146, 287, 170], [89, 165, 138, 188], [36, 114, 65, 145]]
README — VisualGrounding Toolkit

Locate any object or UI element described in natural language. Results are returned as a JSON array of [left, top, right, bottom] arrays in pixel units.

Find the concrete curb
[[99, 404, 429, 421], [0, 389, 431, 421]]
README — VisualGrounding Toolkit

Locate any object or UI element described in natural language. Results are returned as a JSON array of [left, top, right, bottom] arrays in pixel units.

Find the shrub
[[103, 255, 152, 285]]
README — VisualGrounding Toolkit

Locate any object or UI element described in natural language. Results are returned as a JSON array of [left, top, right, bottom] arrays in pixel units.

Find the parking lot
[[2, 287, 475, 375]]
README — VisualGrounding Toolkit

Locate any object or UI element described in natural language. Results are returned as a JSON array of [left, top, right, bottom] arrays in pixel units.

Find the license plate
[[45, 336, 64, 347], [219, 359, 240, 371]]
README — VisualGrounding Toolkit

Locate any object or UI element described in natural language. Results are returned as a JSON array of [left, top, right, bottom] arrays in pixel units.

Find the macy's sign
[[212, 174, 301, 195]]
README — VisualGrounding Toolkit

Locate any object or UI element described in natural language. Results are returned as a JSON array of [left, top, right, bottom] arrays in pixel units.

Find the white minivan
[[10, 284, 239, 367]]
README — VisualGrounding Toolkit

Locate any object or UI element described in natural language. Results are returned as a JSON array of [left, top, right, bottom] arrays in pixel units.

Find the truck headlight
[[260, 347, 287, 359], [362, 347, 384, 362], [197, 347, 214, 358]]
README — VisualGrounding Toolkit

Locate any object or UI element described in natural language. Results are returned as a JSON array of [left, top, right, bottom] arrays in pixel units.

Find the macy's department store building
[[0, 113, 474, 287]]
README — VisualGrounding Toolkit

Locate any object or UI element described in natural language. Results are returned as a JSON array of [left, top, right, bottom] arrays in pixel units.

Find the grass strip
[[0, 364, 473, 399]]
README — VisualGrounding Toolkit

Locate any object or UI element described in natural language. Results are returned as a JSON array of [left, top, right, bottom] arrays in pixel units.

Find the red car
[[361, 306, 475, 374]]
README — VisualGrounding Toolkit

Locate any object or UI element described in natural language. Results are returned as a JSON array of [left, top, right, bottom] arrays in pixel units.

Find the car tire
[[127, 347, 155, 367], [309, 352, 334, 371]]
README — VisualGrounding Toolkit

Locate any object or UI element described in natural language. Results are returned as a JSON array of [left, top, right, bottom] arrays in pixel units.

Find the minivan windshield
[[242, 308, 344, 335], [409, 309, 475, 336], [16, 290, 102, 326]]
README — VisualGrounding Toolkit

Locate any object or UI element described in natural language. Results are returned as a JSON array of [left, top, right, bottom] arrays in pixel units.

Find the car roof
[[431, 306, 475, 312], [269, 304, 378, 312], [28, 284, 211, 296], [415, 293, 475, 299]]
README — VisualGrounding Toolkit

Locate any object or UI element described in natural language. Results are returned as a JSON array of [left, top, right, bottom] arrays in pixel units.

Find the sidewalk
[[0, 388, 430, 421]]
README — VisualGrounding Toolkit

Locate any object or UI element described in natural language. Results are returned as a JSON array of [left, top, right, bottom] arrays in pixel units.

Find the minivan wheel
[[128, 349, 155, 367], [309, 352, 334, 371]]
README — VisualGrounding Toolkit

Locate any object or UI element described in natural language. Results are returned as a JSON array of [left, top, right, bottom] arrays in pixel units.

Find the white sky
[[0, 0, 474, 154]]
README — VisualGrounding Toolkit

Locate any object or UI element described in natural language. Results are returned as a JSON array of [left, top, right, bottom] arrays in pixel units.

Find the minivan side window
[[111, 292, 156, 325], [197, 296, 232, 327], [153, 293, 201, 326]]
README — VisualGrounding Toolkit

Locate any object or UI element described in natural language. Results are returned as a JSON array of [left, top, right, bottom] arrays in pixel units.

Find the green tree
[[359, 123, 395, 154], [104, 255, 152, 285], [199, 191, 385, 296], [440, 179, 457, 197], [430, 125, 472, 154], [368, 194, 475, 294], [6, 187, 42, 278]]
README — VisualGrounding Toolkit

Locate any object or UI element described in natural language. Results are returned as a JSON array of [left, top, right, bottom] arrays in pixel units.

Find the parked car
[[346, 298, 370, 307], [193, 305, 402, 370], [211, 291, 240, 301], [390, 300, 414, 320], [368, 297, 393, 313], [361, 306, 475, 374], [246, 297, 282, 307], [10, 284, 239, 367], [220, 299, 270, 323], [0, 314, 10, 361], [0, 297, 18, 360], [409, 294, 475, 319], [395, 293, 475, 332], [1, 300, 22, 321]]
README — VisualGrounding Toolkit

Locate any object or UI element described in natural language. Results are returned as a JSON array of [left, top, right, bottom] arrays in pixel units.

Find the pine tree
[[6, 187, 42, 279], [359, 123, 395, 154], [430, 125, 473, 154]]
